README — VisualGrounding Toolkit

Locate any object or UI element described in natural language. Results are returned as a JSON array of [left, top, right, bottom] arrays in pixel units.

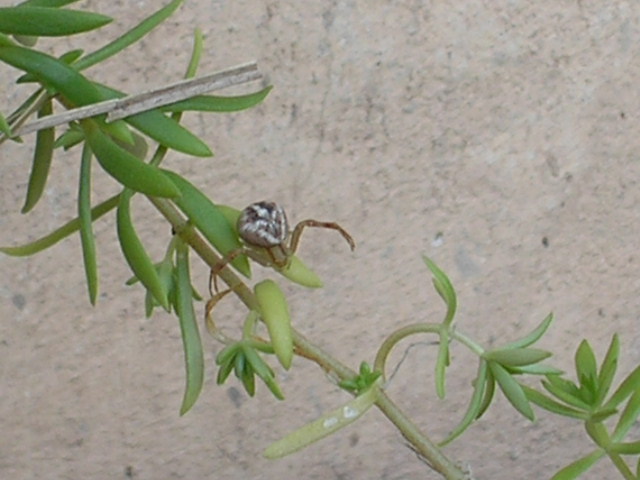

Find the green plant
[[1, 2, 639, 479]]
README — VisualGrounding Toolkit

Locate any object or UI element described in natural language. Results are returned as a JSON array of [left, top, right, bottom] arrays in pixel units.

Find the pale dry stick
[[6, 61, 262, 138]]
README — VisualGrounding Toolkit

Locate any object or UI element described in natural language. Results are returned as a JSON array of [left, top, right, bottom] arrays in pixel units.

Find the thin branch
[[8, 62, 262, 137]]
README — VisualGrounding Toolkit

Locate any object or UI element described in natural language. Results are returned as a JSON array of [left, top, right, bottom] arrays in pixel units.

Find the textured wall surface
[[1, 1, 640, 479]]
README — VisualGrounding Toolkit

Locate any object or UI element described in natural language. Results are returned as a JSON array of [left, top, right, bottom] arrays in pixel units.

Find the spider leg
[[209, 248, 247, 295], [289, 219, 356, 255], [204, 288, 231, 337]]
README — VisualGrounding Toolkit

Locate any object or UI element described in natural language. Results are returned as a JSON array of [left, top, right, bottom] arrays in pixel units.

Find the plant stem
[[149, 195, 467, 479]]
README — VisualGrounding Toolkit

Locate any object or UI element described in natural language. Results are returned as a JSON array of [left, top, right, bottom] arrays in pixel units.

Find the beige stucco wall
[[1, 1, 640, 479]]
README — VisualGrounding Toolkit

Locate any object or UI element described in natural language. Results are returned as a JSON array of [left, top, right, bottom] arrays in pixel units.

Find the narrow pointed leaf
[[0, 111, 11, 136], [476, 369, 496, 419], [264, 386, 379, 459], [605, 366, 640, 410], [490, 362, 535, 420], [501, 313, 554, 349], [78, 144, 98, 304], [507, 363, 563, 376], [255, 280, 293, 369], [422, 256, 456, 325], [0, 45, 102, 106], [75, 0, 183, 71], [116, 190, 168, 309], [174, 239, 204, 415], [611, 441, 640, 455], [162, 87, 273, 113], [435, 330, 450, 399], [522, 384, 588, 420], [0, 7, 111, 37], [575, 340, 597, 387], [542, 377, 591, 411], [550, 450, 604, 480], [440, 360, 488, 446], [277, 255, 323, 288], [19, 1, 82, 7], [161, 170, 250, 276], [596, 334, 619, 405], [0, 194, 119, 256], [613, 388, 640, 441], [483, 348, 552, 367], [83, 120, 179, 197], [21, 98, 54, 213], [54, 127, 84, 150], [94, 84, 212, 157], [184, 28, 203, 78]]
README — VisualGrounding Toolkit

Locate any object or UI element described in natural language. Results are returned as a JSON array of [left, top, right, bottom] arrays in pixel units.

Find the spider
[[209, 201, 355, 293]]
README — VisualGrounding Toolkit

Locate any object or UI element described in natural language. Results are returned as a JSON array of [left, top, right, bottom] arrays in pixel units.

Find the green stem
[[374, 322, 442, 378], [451, 329, 484, 356], [608, 451, 636, 480], [375, 389, 468, 480], [149, 195, 467, 479]]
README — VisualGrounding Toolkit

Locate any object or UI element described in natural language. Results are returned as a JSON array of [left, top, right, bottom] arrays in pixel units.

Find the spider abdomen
[[237, 201, 289, 247]]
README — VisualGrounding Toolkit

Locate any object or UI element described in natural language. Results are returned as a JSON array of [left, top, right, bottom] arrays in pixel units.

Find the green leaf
[[575, 340, 598, 392], [94, 83, 212, 157], [542, 376, 591, 411], [82, 119, 179, 197], [78, 144, 98, 304], [476, 369, 496, 419], [113, 130, 148, 159], [75, 0, 183, 71], [422, 256, 456, 326], [161, 170, 250, 276], [588, 407, 618, 423], [435, 329, 450, 399], [0, 7, 111, 37], [0, 111, 12, 136], [522, 384, 588, 420], [501, 313, 554, 349], [239, 360, 256, 397], [17, 48, 84, 83], [184, 28, 203, 79], [596, 334, 619, 405], [613, 387, 640, 441], [12, 34, 37, 47], [0, 45, 102, 106], [483, 348, 552, 367], [0, 194, 119, 256], [277, 255, 324, 288], [263, 386, 379, 459], [241, 345, 284, 399], [610, 440, 640, 455], [490, 362, 535, 421], [216, 343, 241, 369], [174, 239, 204, 415], [54, 127, 84, 150], [162, 87, 273, 113], [507, 363, 563, 376], [216, 355, 235, 385], [19, 0, 81, 7], [254, 280, 293, 370], [551, 449, 604, 480], [116, 190, 169, 310], [439, 360, 489, 446], [21, 98, 54, 213], [605, 365, 640, 410]]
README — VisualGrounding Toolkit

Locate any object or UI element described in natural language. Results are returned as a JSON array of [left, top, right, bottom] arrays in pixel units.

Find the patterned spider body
[[237, 201, 289, 248], [237, 201, 292, 267], [209, 200, 355, 293]]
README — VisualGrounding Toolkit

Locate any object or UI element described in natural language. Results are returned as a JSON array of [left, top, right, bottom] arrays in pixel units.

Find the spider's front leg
[[289, 219, 356, 255], [209, 247, 275, 294]]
